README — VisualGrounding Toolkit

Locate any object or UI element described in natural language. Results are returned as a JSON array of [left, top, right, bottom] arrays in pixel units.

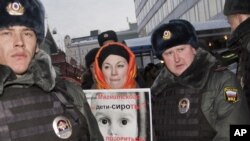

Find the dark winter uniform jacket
[[151, 48, 250, 141], [227, 17, 250, 112], [0, 50, 103, 141]]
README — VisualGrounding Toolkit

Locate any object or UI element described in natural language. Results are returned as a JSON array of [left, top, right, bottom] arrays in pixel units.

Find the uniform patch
[[224, 87, 239, 103], [178, 98, 190, 114], [53, 116, 72, 139]]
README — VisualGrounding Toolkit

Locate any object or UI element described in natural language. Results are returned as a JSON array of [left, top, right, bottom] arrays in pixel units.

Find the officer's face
[[162, 44, 196, 76], [101, 55, 128, 89], [0, 26, 39, 77]]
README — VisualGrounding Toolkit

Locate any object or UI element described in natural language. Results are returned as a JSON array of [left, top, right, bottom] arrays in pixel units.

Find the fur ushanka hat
[[98, 30, 118, 46], [85, 48, 99, 69], [0, 0, 45, 44], [224, 0, 250, 16], [151, 19, 198, 60]]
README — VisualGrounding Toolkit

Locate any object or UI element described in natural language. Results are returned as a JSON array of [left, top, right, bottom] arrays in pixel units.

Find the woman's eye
[[104, 65, 109, 69], [118, 64, 124, 68]]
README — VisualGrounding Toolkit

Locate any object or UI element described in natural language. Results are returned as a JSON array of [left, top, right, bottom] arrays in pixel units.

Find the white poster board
[[83, 88, 152, 141]]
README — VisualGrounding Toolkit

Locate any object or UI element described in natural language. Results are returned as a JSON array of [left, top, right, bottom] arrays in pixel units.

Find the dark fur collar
[[151, 48, 217, 96], [227, 17, 250, 47], [0, 50, 56, 95]]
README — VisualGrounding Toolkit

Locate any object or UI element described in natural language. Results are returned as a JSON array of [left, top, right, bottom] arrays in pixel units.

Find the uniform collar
[[0, 50, 56, 95], [227, 17, 250, 48]]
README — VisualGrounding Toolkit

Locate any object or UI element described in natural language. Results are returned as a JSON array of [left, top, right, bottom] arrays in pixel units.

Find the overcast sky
[[41, 0, 137, 38]]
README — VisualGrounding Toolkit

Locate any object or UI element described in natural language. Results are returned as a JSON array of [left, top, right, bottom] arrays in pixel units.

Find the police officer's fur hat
[[0, 0, 45, 44], [224, 0, 250, 16], [98, 30, 118, 46], [151, 19, 198, 60]]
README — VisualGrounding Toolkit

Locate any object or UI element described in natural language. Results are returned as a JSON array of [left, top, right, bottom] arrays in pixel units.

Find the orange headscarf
[[94, 42, 137, 89]]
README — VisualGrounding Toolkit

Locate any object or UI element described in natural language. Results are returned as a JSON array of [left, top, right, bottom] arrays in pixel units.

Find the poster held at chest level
[[83, 88, 152, 141]]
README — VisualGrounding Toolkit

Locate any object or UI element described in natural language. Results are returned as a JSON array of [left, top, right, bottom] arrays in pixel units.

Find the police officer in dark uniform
[[97, 30, 118, 47], [0, 0, 103, 140], [81, 48, 99, 89], [224, 0, 250, 113], [150, 19, 250, 141]]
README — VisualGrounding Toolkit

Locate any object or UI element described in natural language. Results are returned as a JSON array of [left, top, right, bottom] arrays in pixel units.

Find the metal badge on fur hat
[[163, 30, 172, 40], [6, 2, 24, 15], [103, 33, 109, 38], [224, 0, 250, 15], [151, 19, 198, 60], [0, 0, 45, 44]]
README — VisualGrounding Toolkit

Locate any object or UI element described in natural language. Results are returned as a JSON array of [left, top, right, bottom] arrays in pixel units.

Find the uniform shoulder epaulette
[[213, 64, 227, 72]]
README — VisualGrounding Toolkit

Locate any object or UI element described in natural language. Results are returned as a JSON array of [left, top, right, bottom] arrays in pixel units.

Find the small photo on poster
[[83, 88, 152, 141]]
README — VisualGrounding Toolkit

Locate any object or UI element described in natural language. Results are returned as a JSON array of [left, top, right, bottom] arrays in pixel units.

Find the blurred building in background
[[41, 27, 83, 83], [64, 22, 138, 68], [127, 0, 231, 68], [135, 0, 228, 36], [44, 0, 234, 73]]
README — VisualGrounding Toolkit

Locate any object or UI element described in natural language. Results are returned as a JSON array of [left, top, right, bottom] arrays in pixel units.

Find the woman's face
[[101, 55, 128, 89], [92, 93, 138, 140]]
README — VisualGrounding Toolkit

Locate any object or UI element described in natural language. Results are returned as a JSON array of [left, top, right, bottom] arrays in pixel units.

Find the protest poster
[[83, 88, 152, 141]]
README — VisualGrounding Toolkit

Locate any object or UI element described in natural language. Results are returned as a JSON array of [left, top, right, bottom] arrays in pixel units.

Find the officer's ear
[[238, 14, 250, 23], [191, 47, 197, 55], [35, 44, 40, 53]]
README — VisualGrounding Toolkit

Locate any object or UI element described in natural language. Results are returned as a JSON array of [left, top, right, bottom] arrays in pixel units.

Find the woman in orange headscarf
[[93, 42, 149, 141], [94, 42, 137, 89]]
